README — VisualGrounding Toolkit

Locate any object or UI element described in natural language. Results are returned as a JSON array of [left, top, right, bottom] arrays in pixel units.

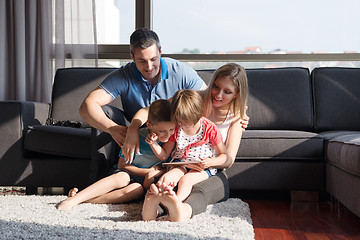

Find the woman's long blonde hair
[[203, 63, 248, 119]]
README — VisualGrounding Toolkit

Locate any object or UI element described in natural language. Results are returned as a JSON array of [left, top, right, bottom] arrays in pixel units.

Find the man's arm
[[79, 87, 127, 147], [121, 107, 150, 162]]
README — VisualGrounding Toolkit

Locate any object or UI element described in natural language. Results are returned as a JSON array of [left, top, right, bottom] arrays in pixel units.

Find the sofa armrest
[[0, 100, 50, 138], [0, 101, 50, 185], [22, 101, 51, 127]]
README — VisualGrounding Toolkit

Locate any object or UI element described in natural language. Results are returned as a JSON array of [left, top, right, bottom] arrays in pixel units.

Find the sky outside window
[[152, 0, 360, 54]]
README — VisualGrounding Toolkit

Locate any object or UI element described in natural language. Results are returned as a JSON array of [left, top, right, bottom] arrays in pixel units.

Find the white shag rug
[[0, 195, 254, 240]]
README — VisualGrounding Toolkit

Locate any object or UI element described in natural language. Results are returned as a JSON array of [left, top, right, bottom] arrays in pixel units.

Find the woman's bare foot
[[158, 184, 192, 222], [68, 188, 78, 197]]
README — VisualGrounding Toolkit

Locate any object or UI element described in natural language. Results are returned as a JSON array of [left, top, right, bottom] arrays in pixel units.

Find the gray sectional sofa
[[0, 66, 359, 218]]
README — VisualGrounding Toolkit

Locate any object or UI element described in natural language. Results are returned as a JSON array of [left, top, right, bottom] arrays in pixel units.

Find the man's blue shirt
[[99, 57, 206, 119]]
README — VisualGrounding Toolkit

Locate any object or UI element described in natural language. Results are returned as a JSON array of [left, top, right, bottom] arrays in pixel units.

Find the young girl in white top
[[142, 89, 228, 220]]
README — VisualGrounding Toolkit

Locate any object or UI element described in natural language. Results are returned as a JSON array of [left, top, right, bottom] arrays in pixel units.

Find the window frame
[[97, 0, 360, 63]]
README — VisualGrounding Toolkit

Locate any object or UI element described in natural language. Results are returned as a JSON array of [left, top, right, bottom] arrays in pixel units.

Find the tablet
[[162, 161, 200, 167]]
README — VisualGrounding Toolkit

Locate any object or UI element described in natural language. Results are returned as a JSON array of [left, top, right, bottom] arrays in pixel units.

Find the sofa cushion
[[312, 67, 360, 131], [245, 68, 313, 131], [319, 130, 360, 141], [326, 133, 360, 176], [237, 130, 324, 161], [24, 125, 91, 159]]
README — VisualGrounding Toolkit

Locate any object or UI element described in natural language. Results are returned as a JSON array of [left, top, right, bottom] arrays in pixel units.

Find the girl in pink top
[[168, 117, 222, 176]]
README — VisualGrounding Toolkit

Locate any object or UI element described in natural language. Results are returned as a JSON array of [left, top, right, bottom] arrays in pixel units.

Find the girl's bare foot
[[68, 188, 78, 197]]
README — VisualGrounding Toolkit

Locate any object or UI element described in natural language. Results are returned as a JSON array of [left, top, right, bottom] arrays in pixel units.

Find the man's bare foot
[[68, 188, 78, 197], [158, 185, 192, 222]]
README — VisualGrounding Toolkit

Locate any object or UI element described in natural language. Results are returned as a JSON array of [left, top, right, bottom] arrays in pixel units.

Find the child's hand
[[145, 133, 158, 145], [199, 157, 212, 169]]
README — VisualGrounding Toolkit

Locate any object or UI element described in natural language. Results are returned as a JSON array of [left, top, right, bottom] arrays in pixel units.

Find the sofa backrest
[[50, 68, 121, 125], [312, 67, 360, 131], [52, 66, 360, 132], [246, 68, 313, 130], [197, 70, 214, 85]]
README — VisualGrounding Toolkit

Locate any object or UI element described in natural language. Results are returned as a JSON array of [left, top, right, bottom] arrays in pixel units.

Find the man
[[80, 28, 206, 153]]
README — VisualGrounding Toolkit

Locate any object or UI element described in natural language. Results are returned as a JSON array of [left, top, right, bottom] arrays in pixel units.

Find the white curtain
[[0, 0, 98, 103], [53, 0, 98, 71]]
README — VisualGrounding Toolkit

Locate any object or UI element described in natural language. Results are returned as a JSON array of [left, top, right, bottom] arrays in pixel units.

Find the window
[[95, 0, 135, 67], [95, 0, 360, 69], [95, 0, 135, 44], [153, 0, 360, 55]]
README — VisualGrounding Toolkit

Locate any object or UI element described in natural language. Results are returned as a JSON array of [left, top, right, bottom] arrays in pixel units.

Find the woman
[[124, 63, 249, 221]]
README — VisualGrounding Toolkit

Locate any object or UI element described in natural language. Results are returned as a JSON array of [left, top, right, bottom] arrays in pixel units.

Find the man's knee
[[101, 105, 129, 126]]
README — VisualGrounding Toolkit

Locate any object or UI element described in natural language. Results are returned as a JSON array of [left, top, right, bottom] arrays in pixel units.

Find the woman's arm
[[202, 141, 228, 168], [219, 116, 243, 169], [187, 141, 227, 171]]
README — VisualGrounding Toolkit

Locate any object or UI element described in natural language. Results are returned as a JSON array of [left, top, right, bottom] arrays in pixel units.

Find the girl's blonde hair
[[203, 63, 248, 119], [171, 89, 203, 125]]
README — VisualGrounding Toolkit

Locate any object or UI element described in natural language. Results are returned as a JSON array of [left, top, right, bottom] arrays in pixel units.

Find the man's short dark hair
[[130, 28, 161, 54]]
